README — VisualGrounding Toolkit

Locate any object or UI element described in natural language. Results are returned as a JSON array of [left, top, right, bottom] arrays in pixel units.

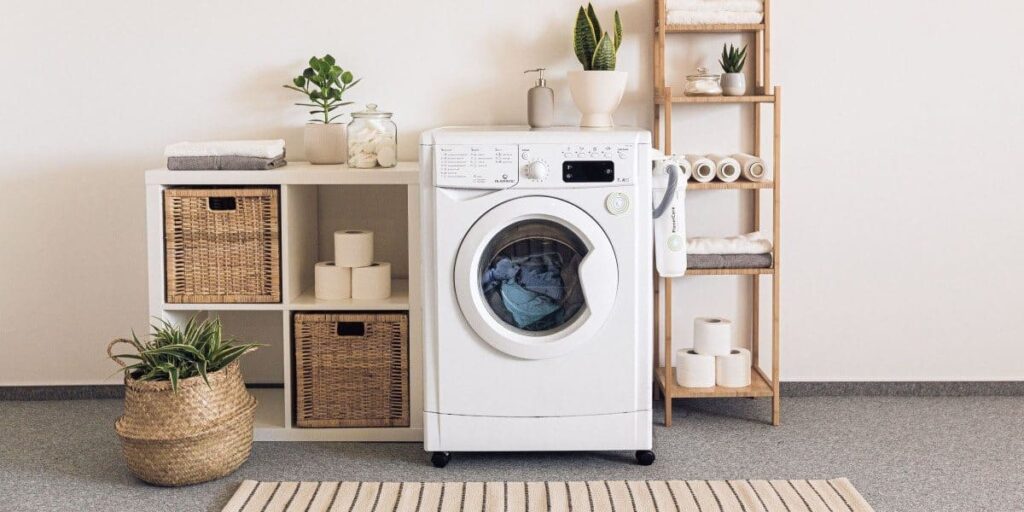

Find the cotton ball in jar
[[376, 144, 396, 167]]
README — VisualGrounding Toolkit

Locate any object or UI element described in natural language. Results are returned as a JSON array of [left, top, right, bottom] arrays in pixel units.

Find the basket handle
[[107, 338, 135, 368], [336, 322, 366, 337], [207, 197, 237, 211]]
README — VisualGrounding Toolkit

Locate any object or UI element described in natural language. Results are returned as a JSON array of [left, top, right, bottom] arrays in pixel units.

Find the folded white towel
[[667, 10, 764, 25], [687, 232, 772, 255], [164, 139, 286, 159], [667, 0, 763, 13]]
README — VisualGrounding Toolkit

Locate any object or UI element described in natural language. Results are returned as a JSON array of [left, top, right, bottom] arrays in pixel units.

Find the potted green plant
[[108, 316, 263, 486], [719, 43, 748, 96], [284, 54, 360, 164], [567, 3, 626, 127]]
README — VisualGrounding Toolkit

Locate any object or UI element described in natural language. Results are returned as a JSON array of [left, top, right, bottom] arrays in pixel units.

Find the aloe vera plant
[[574, 3, 622, 71], [112, 316, 262, 392], [719, 43, 748, 73]]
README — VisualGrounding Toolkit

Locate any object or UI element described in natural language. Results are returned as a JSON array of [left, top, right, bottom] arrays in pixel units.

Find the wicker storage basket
[[109, 340, 257, 487], [164, 187, 280, 304], [294, 313, 409, 428]]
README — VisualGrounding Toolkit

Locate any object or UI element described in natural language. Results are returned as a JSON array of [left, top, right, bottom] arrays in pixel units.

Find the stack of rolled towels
[[683, 153, 768, 184], [164, 140, 287, 170], [676, 317, 751, 388], [314, 230, 392, 301], [687, 231, 773, 269], [667, 0, 764, 25]]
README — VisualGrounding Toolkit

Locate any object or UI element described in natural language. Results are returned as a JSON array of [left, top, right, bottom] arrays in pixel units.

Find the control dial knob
[[526, 160, 549, 180]]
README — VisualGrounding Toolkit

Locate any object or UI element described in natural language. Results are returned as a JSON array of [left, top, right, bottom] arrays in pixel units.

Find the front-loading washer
[[420, 126, 653, 467]]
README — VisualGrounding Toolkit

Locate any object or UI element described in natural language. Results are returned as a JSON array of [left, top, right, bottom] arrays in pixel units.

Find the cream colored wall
[[1, 1, 1022, 385]]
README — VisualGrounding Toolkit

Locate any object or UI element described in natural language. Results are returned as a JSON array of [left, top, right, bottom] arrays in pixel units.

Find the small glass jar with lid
[[683, 67, 723, 97], [347, 103, 397, 168]]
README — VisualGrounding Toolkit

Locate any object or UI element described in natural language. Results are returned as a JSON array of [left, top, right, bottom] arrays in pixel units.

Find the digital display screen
[[562, 161, 614, 182]]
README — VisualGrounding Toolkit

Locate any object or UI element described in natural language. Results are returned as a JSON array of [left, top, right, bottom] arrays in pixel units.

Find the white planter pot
[[721, 73, 747, 96], [567, 70, 628, 128], [304, 123, 347, 165]]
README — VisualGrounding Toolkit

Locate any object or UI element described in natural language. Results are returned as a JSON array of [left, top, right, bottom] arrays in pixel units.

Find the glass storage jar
[[347, 104, 397, 168], [683, 67, 722, 97]]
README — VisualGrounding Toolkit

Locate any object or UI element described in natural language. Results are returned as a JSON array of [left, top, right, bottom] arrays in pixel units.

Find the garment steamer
[[651, 151, 691, 277]]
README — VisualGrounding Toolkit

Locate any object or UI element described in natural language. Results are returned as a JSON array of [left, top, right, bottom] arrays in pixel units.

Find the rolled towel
[[732, 153, 767, 182], [167, 154, 287, 171], [667, 0, 763, 12], [666, 11, 764, 25], [688, 253, 773, 269], [687, 232, 772, 254], [707, 154, 741, 183], [164, 139, 286, 159], [685, 155, 716, 183]]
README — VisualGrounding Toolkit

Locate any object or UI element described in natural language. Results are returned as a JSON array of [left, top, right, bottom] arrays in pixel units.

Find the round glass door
[[454, 196, 618, 360], [479, 219, 587, 334]]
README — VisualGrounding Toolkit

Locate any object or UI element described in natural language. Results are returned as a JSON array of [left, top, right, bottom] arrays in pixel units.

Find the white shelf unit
[[145, 162, 423, 442]]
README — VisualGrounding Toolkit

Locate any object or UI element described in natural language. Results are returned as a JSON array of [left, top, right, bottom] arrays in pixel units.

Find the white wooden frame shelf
[[145, 161, 423, 442]]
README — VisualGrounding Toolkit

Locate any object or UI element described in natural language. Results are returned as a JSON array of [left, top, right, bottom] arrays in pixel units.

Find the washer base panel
[[424, 410, 652, 452]]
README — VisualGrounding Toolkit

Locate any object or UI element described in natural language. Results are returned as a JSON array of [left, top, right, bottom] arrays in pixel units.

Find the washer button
[[605, 192, 630, 215]]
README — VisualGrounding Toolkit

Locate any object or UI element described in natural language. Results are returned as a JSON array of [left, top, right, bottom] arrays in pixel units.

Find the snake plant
[[719, 43, 748, 73], [574, 3, 622, 71], [112, 316, 262, 392]]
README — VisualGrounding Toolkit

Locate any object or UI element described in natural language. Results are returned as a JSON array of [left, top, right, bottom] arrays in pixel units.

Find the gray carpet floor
[[1, 396, 1022, 511]]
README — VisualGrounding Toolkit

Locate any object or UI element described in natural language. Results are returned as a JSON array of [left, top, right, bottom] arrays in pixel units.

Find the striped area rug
[[223, 479, 874, 512]]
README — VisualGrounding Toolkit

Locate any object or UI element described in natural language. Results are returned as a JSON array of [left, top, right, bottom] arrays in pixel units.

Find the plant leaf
[[591, 32, 616, 71], [586, 3, 602, 45], [613, 11, 622, 51], [574, 6, 598, 70]]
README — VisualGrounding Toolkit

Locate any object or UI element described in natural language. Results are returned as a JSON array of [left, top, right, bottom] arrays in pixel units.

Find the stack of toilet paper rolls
[[314, 230, 392, 300], [675, 317, 752, 388]]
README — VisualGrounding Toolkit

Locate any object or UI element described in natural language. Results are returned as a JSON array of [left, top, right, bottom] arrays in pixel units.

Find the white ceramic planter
[[567, 70, 628, 128], [304, 123, 347, 165], [721, 73, 747, 96]]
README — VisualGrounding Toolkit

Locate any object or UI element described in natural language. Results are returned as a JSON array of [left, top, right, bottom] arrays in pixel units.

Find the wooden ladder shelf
[[652, 0, 782, 426]]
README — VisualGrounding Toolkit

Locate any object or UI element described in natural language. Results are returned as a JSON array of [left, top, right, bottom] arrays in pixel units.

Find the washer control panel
[[435, 143, 635, 189]]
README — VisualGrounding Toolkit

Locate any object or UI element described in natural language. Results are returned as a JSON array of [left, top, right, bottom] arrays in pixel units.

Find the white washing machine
[[419, 126, 654, 467]]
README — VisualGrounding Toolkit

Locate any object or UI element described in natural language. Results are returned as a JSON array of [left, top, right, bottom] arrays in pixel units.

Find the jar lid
[[351, 103, 392, 118], [686, 67, 719, 80]]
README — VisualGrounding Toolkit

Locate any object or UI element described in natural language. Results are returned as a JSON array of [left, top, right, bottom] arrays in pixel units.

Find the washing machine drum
[[454, 196, 618, 360]]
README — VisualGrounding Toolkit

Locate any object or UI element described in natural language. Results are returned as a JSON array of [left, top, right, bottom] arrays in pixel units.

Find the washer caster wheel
[[430, 452, 451, 468], [635, 450, 656, 466]]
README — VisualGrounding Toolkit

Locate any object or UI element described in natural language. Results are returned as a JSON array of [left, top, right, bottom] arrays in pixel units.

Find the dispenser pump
[[524, 68, 554, 128]]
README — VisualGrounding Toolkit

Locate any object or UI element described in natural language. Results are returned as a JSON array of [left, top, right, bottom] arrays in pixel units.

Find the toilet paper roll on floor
[[732, 153, 767, 182], [694, 317, 732, 356], [314, 261, 352, 300], [352, 262, 392, 300], [334, 230, 374, 268], [676, 349, 716, 388], [716, 348, 752, 388], [707, 154, 741, 183], [685, 155, 716, 183]]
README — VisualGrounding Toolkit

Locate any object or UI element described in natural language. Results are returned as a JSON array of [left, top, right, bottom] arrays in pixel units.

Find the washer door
[[454, 196, 618, 360]]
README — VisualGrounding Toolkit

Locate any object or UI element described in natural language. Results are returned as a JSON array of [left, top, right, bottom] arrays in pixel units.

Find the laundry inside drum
[[479, 219, 587, 333]]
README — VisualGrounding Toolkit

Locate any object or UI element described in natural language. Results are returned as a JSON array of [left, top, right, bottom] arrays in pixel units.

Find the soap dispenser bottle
[[524, 68, 553, 128]]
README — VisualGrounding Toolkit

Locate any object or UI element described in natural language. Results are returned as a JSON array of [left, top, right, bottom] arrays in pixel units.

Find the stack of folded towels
[[164, 140, 287, 171], [687, 232, 773, 269], [667, 0, 764, 25]]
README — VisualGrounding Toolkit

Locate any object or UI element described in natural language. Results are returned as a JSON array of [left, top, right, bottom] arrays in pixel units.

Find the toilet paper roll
[[708, 154, 741, 183], [685, 155, 716, 183], [676, 349, 716, 388], [716, 348, 752, 388], [314, 261, 352, 300], [732, 153, 768, 182], [351, 262, 392, 300], [334, 230, 374, 268], [694, 317, 732, 356]]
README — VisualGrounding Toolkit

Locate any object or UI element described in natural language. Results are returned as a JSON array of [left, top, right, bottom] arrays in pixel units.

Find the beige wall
[[1, 1, 1022, 384]]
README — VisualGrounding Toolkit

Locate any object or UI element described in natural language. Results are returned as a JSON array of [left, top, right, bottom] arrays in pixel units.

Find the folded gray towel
[[688, 253, 773, 269], [167, 153, 287, 171]]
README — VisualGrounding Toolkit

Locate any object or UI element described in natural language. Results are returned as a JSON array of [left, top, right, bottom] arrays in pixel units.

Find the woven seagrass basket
[[109, 340, 257, 487]]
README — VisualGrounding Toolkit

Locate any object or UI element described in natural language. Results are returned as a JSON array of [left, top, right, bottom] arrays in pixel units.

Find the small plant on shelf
[[283, 54, 360, 124], [568, 3, 628, 128], [719, 43, 748, 96], [573, 3, 622, 71], [111, 316, 262, 392]]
